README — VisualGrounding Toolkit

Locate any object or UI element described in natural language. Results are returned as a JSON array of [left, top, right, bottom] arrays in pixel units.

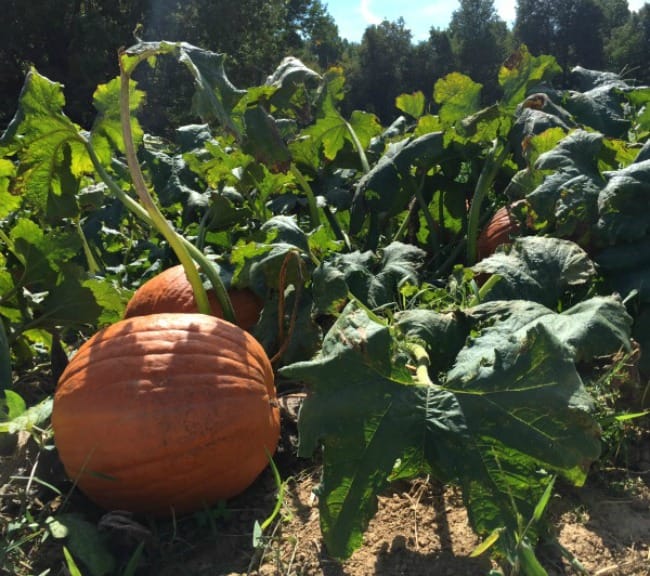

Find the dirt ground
[[2, 393, 649, 576], [153, 395, 650, 576]]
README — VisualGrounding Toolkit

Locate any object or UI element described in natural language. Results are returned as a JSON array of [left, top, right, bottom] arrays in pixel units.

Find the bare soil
[[2, 393, 649, 576]]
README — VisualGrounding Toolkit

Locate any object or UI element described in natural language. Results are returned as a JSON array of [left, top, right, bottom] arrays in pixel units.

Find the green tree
[[291, 0, 344, 69], [0, 0, 344, 132], [595, 0, 631, 30], [347, 19, 414, 122], [402, 30, 456, 106], [0, 0, 146, 127], [513, 0, 556, 56], [448, 0, 512, 101], [605, 4, 650, 84], [514, 0, 606, 73]]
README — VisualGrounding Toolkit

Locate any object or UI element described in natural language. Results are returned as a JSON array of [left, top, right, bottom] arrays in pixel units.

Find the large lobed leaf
[[312, 241, 426, 313], [280, 291, 631, 558], [472, 236, 595, 307]]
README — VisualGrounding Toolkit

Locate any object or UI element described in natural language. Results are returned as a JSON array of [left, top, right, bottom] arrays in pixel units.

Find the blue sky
[[326, 0, 648, 43]]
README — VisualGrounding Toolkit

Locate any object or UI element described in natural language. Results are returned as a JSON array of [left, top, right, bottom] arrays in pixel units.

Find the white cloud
[[360, 0, 382, 25]]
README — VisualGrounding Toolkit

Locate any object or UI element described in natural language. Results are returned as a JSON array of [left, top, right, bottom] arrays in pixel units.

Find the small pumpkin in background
[[477, 200, 532, 260], [124, 264, 263, 331], [52, 312, 280, 516]]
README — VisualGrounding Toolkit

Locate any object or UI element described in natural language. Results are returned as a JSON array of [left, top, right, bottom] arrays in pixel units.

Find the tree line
[[1, 0, 648, 132]]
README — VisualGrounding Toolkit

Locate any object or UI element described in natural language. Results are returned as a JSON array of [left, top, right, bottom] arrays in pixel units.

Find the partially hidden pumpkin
[[124, 265, 263, 331], [477, 200, 530, 260], [52, 313, 280, 516]]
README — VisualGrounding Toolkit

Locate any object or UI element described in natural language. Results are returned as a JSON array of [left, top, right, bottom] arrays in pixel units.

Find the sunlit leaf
[[91, 77, 145, 163], [396, 91, 425, 119], [434, 72, 482, 126], [498, 46, 562, 108]]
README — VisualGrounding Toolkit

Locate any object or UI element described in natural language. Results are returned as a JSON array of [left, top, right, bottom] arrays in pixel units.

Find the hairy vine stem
[[466, 139, 510, 265], [118, 51, 212, 316], [83, 128, 237, 323]]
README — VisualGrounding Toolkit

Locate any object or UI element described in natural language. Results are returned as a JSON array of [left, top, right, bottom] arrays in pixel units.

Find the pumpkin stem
[[405, 342, 434, 387]]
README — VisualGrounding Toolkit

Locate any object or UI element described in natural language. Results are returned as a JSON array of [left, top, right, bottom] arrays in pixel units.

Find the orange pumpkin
[[124, 265, 262, 331], [52, 313, 280, 516], [477, 200, 530, 260]]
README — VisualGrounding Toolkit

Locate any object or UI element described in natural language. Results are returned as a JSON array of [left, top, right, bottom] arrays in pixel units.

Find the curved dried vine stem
[[270, 251, 304, 365]]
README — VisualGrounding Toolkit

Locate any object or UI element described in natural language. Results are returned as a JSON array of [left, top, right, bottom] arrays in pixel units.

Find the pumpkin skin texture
[[124, 265, 263, 331], [52, 313, 279, 516]]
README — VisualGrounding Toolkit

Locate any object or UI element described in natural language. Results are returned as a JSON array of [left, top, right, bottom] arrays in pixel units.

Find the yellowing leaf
[[434, 72, 482, 126], [396, 91, 425, 119]]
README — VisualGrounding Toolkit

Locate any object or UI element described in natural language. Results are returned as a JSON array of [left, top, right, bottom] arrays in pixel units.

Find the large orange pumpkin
[[124, 265, 263, 331], [52, 313, 280, 516]]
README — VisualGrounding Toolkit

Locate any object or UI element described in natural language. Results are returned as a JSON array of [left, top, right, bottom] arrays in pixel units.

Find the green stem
[[467, 274, 502, 307], [259, 450, 285, 533], [0, 319, 12, 390], [76, 221, 100, 274], [83, 138, 236, 324], [118, 55, 212, 316], [322, 205, 351, 252], [406, 342, 434, 387], [466, 140, 509, 265], [290, 163, 321, 228], [341, 113, 370, 173], [410, 173, 439, 257]]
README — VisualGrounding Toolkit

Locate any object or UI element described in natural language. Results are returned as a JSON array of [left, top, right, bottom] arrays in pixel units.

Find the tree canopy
[[0, 0, 648, 130]]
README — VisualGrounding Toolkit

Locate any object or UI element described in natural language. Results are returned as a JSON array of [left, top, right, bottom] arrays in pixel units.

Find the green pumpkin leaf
[[91, 77, 145, 164], [498, 46, 561, 108], [312, 241, 426, 313], [472, 236, 596, 307], [280, 300, 608, 558], [39, 273, 125, 329], [1, 69, 89, 220], [597, 159, 650, 244], [396, 91, 425, 119], [0, 396, 52, 434], [242, 105, 291, 172], [434, 72, 482, 126], [0, 159, 19, 219], [349, 131, 447, 239]]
